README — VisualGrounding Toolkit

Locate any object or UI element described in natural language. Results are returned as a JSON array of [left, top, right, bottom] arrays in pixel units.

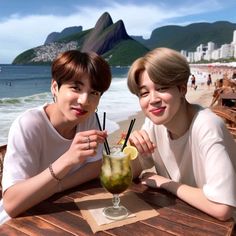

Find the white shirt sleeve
[[194, 111, 236, 206], [2, 109, 43, 193]]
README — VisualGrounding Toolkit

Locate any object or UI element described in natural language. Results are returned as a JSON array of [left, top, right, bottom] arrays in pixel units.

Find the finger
[[87, 134, 107, 144], [142, 179, 157, 188], [83, 149, 97, 156], [141, 172, 151, 179], [137, 130, 155, 153], [139, 130, 156, 152], [88, 140, 98, 150], [129, 131, 152, 155], [78, 129, 107, 138], [75, 131, 107, 146], [141, 172, 156, 181], [79, 136, 99, 152], [77, 149, 98, 163], [83, 136, 90, 143], [129, 134, 146, 154], [129, 132, 145, 152]]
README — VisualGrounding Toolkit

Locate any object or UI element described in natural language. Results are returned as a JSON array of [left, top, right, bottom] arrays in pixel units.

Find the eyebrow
[[138, 85, 147, 90], [72, 80, 83, 86]]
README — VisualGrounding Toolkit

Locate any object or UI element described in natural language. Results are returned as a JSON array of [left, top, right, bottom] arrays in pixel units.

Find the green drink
[[100, 146, 132, 220]]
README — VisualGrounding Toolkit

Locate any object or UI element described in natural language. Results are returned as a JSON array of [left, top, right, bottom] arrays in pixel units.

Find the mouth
[[149, 106, 166, 115], [72, 107, 88, 116]]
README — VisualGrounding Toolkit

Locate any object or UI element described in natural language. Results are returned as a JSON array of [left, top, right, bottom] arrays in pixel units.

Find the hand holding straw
[[121, 118, 136, 151], [95, 112, 110, 155]]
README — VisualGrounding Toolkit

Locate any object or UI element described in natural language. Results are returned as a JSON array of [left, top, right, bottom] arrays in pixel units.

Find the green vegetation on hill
[[13, 49, 36, 64], [145, 21, 236, 51], [103, 39, 149, 66]]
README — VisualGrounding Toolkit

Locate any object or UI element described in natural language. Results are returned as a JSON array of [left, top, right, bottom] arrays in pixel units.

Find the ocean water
[[0, 65, 141, 145]]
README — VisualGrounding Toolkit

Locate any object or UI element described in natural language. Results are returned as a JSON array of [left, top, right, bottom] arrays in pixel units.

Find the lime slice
[[123, 146, 138, 160]]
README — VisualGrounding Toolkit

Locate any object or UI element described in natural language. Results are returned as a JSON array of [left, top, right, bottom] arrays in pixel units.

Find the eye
[[139, 90, 149, 97], [91, 90, 101, 96], [69, 82, 82, 91], [71, 85, 81, 91], [156, 86, 170, 92]]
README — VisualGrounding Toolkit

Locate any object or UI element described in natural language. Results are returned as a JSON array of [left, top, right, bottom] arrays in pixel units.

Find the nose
[[150, 90, 160, 103], [77, 92, 89, 105]]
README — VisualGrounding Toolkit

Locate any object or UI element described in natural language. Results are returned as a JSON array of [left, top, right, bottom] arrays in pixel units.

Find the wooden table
[[0, 179, 235, 235]]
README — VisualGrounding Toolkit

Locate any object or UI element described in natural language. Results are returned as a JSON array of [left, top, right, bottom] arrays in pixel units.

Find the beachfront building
[[232, 31, 236, 58], [180, 50, 188, 58], [211, 49, 221, 60], [220, 44, 234, 59], [203, 42, 216, 61], [234, 45, 236, 58], [232, 30, 236, 45], [185, 30, 236, 62], [191, 44, 207, 62]]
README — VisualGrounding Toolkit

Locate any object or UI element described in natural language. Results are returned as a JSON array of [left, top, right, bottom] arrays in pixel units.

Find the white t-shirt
[[142, 107, 236, 207], [0, 104, 102, 224]]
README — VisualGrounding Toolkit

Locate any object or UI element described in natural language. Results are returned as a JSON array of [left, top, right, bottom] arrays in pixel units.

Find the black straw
[[121, 118, 136, 150], [103, 112, 106, 131], [95, 112, 110, 155]]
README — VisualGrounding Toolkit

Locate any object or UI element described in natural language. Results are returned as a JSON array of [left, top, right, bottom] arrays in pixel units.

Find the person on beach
[[127, 47, 236, 221], [207, 74, 212, 89], [0, 50, 111, 224], [190, 74, 197, 90]]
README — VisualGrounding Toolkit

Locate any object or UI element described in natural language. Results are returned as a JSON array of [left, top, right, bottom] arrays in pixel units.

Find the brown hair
[[52, 50, 111, 93], [127, 47, 190, 96]]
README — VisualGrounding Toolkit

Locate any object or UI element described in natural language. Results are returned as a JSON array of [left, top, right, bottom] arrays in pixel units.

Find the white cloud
[[89, 0, 222, 37], [0, 0, 229, 63], [0, 11, 106, 63]]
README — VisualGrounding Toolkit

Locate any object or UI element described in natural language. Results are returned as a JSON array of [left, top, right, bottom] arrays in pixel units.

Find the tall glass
[[100, 146, 132, 220]]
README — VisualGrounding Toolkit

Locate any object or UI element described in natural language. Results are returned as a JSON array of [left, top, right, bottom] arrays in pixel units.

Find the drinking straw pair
[[95, 112, 136, 155], [95, 112, 110, 155]]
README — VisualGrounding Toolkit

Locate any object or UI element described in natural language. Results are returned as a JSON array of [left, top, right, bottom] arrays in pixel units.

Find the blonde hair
[[127, 47, 190, 96]]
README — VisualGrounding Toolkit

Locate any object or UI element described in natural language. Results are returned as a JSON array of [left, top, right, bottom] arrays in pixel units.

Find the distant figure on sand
[[0, 50, 111, 224], [127, 47, 236, 221], [190, 74, 197, 90], [207, 74, 212, 89]]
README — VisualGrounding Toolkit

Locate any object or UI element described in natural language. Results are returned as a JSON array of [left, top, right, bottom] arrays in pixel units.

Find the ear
[[179, 84, 187, 97], [51, 79, 58, 96]]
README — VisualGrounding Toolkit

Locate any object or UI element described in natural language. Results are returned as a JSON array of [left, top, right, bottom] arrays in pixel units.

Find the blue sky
[[0, 0, 236, 64]]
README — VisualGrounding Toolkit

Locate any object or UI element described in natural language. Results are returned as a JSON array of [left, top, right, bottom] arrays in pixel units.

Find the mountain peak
[[81, 12, 130, 54], [94, 12, 113, 30], [44, 26, 82, 44]]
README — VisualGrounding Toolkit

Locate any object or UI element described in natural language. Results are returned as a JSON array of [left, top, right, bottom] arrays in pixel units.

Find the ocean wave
[[0, 92, 51, 105], [0, 97, 22, 104]]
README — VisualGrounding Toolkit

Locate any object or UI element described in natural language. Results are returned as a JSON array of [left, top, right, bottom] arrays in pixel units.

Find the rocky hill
[[44, 26, 83, 44], [13, 12, 148, 66], [133, 21, 236, 51], [81, 13, 131, 54]]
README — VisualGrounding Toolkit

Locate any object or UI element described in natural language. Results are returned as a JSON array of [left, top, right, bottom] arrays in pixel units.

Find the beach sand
[[108, 84, 215, 144]]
